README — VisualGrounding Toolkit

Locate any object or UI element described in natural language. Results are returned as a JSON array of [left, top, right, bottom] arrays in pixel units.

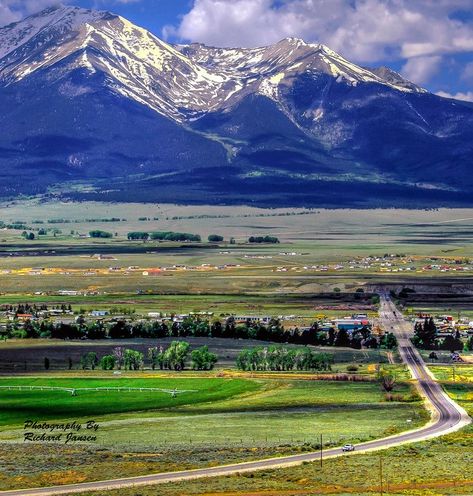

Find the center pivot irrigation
[[0, 385, 197, 397]]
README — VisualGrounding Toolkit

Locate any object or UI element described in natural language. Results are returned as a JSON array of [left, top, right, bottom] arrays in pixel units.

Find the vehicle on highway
[[342, 444, 355, 452]]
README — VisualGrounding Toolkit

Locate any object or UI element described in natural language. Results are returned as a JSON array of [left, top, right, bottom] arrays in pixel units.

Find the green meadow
[[0, 373, 426, 490]]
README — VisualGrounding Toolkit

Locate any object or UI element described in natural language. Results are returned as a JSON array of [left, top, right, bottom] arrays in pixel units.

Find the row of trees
[[76, 342, 217, 371], [127, 231, 202, 242], [3, 316, 397, 351], [236, 346, 333, 371], [89, 230, 113, 238], [1, 303, 72, 315], [413, 318, 473, 351], [248, 236, 280, 244], [127, 231, 226, 242]]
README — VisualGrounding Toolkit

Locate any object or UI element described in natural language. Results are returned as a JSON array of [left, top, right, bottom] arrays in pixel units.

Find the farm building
[[143, 269, 162, 276], [334, 318, 370, 331]]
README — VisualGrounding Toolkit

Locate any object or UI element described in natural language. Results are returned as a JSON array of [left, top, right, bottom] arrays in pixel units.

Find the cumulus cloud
[[167, 0, 473, 86], [462, 61, 473, 83], [0, 0, 140, 27], [401, 55, 442, 85], [0, 0, 63, 26], [436, 90, 473, 102]]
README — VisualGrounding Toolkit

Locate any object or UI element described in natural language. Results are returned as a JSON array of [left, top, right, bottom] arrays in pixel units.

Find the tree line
[[236, 346, 333, 371], [127, 231, 202, 242], [3, 315, 397, 351], [248, 236, 280, 244], [413, 317, 473, 351], [75, 342, 217, 371]]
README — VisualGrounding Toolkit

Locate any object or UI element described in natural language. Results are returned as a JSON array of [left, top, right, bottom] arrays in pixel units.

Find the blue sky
[[73, 0, 189, 36], [1, 0, 473, 100]]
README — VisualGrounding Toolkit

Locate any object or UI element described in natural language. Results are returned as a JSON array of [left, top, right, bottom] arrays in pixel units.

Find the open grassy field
[[0, 293, 377, 319], [2, 202, 473, 296], [3, 201, 473, 248], [0, 376, 256, 426], [74, 431, 473, 496], [61, 379, 473, 496], [1, 201, 472, 493], [428, 365, 473, 383], [0, 373, 424, 490]]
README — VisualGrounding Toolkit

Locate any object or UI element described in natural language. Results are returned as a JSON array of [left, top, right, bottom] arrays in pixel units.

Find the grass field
[[428, 365, 473, 383], [0, 376, 257, 426], [1, 201, 472, 493], [0, 293, 376, 320], [3, 201, 473, 248], [0, 373, 425, 490], [60, 380, 473, 496], [2, 202, 473, 295]]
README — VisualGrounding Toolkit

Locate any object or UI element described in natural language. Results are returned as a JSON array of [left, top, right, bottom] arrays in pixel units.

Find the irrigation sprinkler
[[320, 433, 323, 468], [0, 385, 197, 397]]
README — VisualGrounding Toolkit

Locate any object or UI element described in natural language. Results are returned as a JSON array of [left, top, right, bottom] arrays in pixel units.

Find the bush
[[248, 236, 279, 244], [80, 352, 98, 370], [123, 349, 144, 370], [127, 232, 149, 240], [150, 231, 201, 242], [100, 355, 117, 370], [208, 234, 224, 242], [89, 230, 113, 239], [191, 346, 218, 370]]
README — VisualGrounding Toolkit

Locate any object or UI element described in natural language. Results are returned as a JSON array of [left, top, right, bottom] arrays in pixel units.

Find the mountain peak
[[0, 6, 424, 119], [278, 37, 309, 46], [0, 5, 116, 68], [12, 4, 111, 26]]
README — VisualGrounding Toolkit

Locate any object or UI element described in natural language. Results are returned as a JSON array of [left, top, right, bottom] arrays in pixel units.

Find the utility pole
[[379, 454, 383, 496], [320, 433, 323, 468]]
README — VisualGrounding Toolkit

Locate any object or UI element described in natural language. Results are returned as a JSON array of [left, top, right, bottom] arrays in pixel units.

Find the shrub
[[100, 355, 117, 370], [191, 346, 218, 370], [208, 234, 224, 242], [248, 236, 279, 244], [89, 230, 112, 239], [150, 231, 201, 242], [346, 364, 359, 373]]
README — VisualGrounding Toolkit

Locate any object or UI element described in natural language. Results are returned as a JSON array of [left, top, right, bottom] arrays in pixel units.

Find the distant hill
[[0, 6, 472, 207]]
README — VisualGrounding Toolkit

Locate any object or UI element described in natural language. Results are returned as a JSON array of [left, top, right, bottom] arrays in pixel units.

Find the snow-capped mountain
[[0, 7, 424, 121], [0, 6, 472, 207]]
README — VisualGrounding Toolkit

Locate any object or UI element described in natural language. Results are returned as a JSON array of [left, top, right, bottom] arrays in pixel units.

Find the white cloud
[[436, 90, 473, 102], [0, 0, 63, 26], [462, 61, 473, 83], [169, 0, 473, 85], [401, 55, 442, 85], [0, 4, 20, 25], [0, 0, 144, 26]]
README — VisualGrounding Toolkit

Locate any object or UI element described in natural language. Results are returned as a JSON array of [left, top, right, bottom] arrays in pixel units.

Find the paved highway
[[1, 294, 470, 496]]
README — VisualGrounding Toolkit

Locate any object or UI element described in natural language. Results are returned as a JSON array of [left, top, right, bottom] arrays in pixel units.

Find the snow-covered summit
[[0, 6, 425, 122], [0, 6, 110, 60]]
